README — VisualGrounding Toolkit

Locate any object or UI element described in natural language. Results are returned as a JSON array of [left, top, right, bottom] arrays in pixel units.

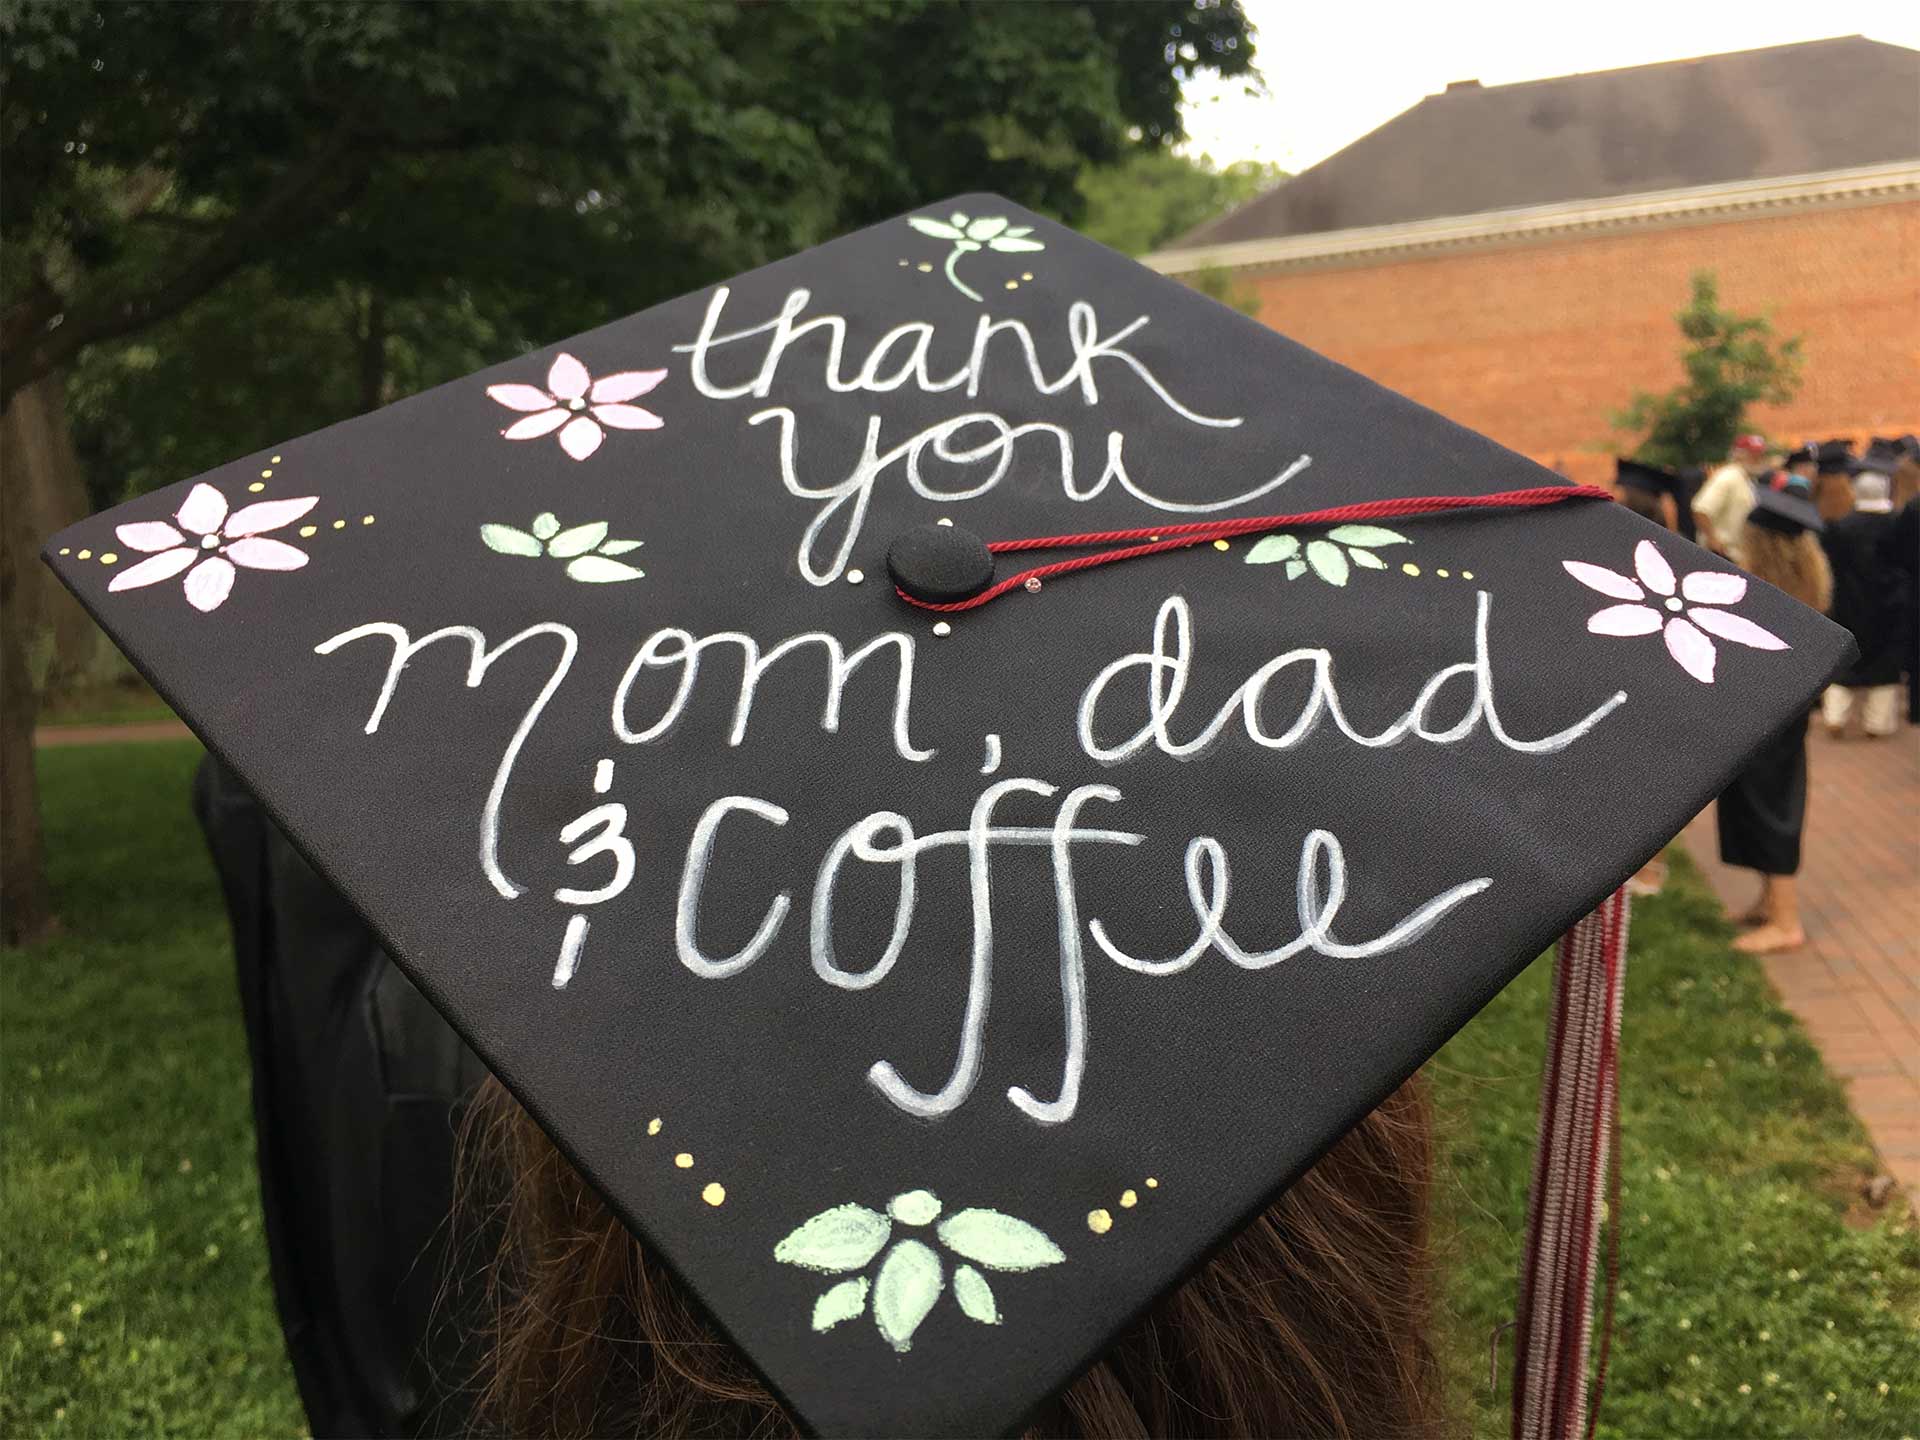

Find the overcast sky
[[1179, 0, 1920, 171]]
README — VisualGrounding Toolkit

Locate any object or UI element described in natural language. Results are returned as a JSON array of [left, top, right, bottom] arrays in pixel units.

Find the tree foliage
[[1076, 149, 1281, 257], [1611, 271, 1803, 470], [2, 0, 1254, 424]]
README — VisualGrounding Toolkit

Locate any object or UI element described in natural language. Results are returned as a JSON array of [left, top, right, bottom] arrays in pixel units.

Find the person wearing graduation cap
[[1689, 433, 1770, 562], [1784, 440, 1818, 481], [44, 195, 1852, 1440], [1818, 445, 1907, 738], [1717, 472, 1834, 954], [1811, 439, 1860, 524], [1612, 456, 1676, 529]]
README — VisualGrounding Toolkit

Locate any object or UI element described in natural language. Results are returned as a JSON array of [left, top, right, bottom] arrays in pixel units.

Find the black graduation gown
[[1717, 711, 1809, 877], [1882, 498, 1919, 720], [193, 757, 487, 1439], [1821, 510, 1903, 687]]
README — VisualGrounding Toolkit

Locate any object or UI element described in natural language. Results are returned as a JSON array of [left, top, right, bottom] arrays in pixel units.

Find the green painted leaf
[[1284, 558, 1308, 580], [908, 216, 963, 241], [1306, 539, 1350, 587], [548, 521, 609, 557], [936, 1209, 1065, 1272], [949, 211, 969, 227], [531, 512, 561, 541], [1002, 225, 1034, 238], [1348, 547, 1386, 569], [811, 1277, 868, 1332], [565, 556, 644, 584], [1244, 534, 1300, 565], [952, 1265, 1000, 1325], [597, 539, 643, 555], [873, 1240, 942, 1353], [480, 524, 541, 557], [1326, 524, 1409, 547], [988, 236, 1045, 253], [888, 1189, 941, 1225], [965, 216, 1008, 241], [773, 1203, 891, 1273]]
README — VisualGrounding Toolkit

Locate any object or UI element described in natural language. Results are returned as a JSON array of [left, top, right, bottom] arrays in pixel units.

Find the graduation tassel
[[1512, 885, 1630, 1440]]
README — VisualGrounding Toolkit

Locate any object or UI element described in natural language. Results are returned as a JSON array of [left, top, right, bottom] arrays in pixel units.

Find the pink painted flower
[[486, 353, 665, 461], [1563, 539, 1788, 683], [109, 483, 317, 613]]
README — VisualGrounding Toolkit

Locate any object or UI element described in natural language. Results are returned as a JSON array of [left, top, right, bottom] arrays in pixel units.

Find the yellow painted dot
[[674, 1152, 693, 1169], [1145, 1177, 1159, 1189], [702, 1182, 726, 1207], [100, 553, 118, 565], [1212, 539, 1230, 551], [1087, 1208, 1113, 1234], [1004, 280, 1019, 290], [362, 514, 374, 525], [1119, 1189, 1138, 1208], [1436, 568, 1451, 578], [58, 547, 71, 556], [1021, 272, 1033, 281], [271, 455, 282, 463], [647, 1117, 662, 1136], [248, 482, 265, 492], [332, 519, 346, 530], [298, 525, 317, 538], [915, 263, 933, 273], [77, 548, 91, 559], [1462, 570, 1475, 580], [260, 469, 272, 479], [898, 259, 909, 266], [1402, 563, 1420, 577]]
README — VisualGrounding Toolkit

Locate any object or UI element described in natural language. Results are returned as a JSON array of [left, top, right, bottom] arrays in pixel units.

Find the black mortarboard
[[1816, 438, 1858, 475], [1785, 440, 1817, 469], [1750, 469, 1825, 534], [1613, 457, 1675, 497], [1897, 434, 1920, 461], [1859, 438, 1903, 476], [44, 194, 1854, 1438]]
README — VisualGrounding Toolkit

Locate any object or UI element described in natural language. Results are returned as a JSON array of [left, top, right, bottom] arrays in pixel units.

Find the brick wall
[[1246, 199, 1920, 487]]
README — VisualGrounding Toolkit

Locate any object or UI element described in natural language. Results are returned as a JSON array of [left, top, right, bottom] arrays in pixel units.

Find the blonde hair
[[1742, 525, 1832, 613]]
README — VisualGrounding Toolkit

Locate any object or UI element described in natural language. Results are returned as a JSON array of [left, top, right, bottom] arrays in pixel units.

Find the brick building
[[1149, 37, 1920, 486]]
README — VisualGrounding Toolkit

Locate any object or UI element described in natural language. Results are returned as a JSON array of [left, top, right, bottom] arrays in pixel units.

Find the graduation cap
[[1751, 469, 1825, 534], [45, 194, 1853, 1439], [1613, 457, 1675, 497], [1816, 439, 1858, 475]]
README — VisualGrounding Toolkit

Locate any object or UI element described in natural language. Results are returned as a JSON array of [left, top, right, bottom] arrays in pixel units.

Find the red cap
[[1732, 433, 1768, 456]]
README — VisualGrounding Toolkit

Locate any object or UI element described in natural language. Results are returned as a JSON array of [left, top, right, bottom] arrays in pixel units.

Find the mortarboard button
[[885, 522, 995, 603]]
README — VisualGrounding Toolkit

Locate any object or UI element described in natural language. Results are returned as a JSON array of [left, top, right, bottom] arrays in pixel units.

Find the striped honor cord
[[1512, 885, 1631, 1440]]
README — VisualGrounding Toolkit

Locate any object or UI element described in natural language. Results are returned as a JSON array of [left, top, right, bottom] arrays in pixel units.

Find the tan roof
[[1174, 36, 1920, 248]]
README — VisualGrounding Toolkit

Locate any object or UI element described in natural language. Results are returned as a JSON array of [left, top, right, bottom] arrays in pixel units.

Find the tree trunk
[[359, 288, 387, 414], [1, 373, 92, 944]]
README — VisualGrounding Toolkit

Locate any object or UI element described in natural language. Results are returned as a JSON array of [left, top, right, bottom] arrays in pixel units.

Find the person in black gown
[[1819, 448, 1905, 737], [193, 757, 485, 1438], [1718, 473, 1834, 955]]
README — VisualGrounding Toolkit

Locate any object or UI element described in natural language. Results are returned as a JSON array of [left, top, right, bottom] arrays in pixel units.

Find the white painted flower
[[1563, 539, 1788, 683], [486, 352, 665, 462], [109, 483, 317, 612]]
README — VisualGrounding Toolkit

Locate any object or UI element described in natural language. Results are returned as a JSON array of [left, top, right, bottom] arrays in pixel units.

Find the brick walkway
[[1681, 723, 1920, 1204]]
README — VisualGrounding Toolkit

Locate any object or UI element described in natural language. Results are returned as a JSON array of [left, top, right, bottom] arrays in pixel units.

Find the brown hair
[[1742, 524, 1832, 613], [1892, 456, 1920, 515], [450, 1076, 1442, 1438]]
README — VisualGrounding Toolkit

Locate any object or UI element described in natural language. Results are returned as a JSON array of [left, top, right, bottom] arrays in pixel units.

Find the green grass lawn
[[4, 743, 1916, 1437], [34, 677, 178, 730]]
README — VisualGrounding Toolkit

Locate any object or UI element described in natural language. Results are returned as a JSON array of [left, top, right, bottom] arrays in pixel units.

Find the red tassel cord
[[894, 485, 1612, 612], [1512, 886, 1631, 1440]]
